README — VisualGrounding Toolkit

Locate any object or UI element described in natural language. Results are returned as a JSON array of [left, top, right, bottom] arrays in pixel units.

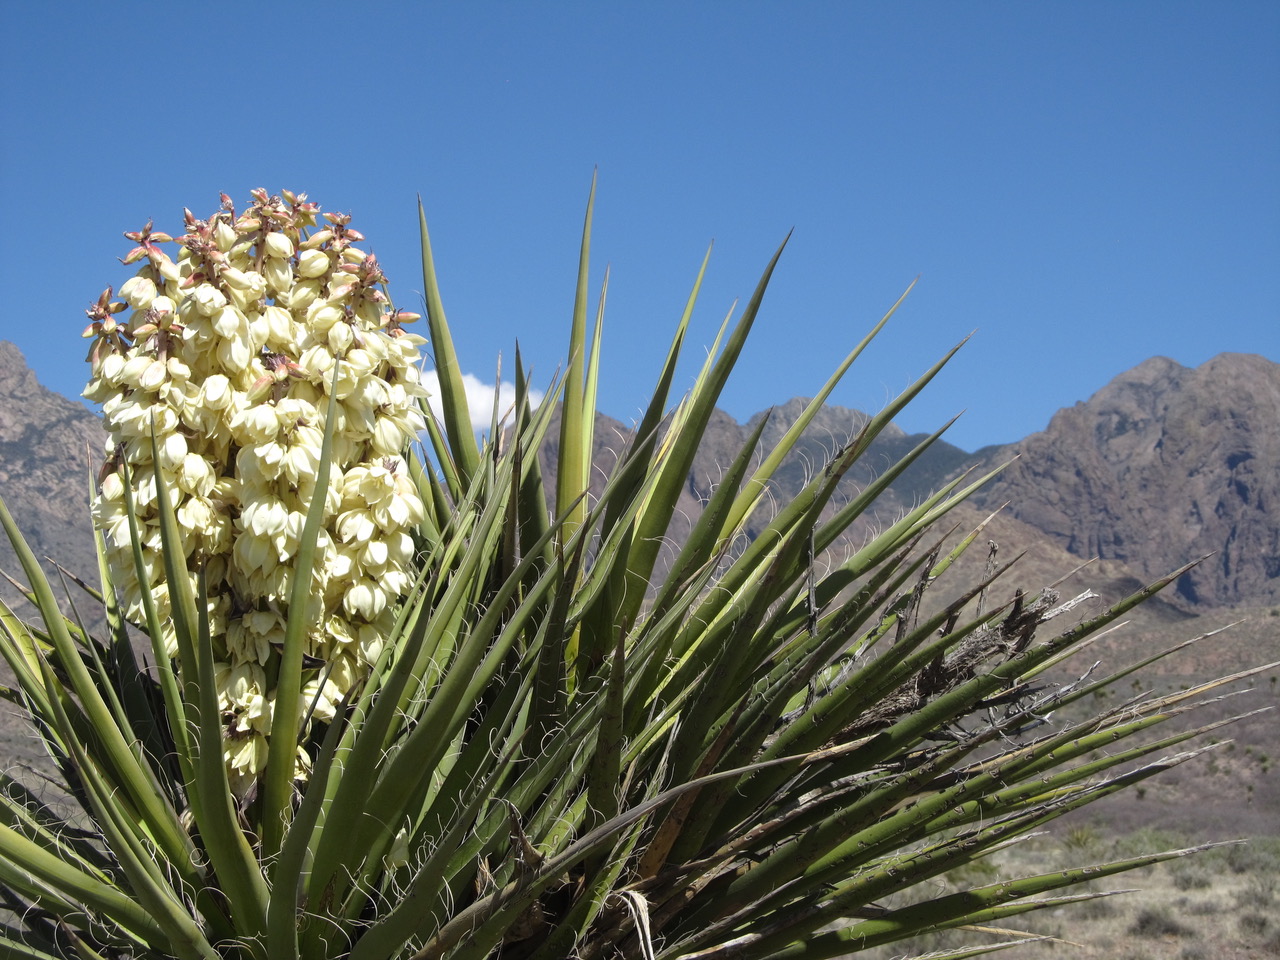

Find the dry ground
[[847, 831, 1280, 960]]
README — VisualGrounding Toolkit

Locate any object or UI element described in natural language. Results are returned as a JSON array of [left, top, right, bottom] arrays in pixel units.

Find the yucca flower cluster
[[82, 190, 428, 791]]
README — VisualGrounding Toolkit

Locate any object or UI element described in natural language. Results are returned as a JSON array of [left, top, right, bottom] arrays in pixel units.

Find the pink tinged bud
[[326, 281, 357, 302], [100, 472, 125, 501], [119, 276, 158, 310], [243, 376, 269, 405], [298, 249, 331, 278], [299, 229, 333, 250], [264, 232, 295, 259]]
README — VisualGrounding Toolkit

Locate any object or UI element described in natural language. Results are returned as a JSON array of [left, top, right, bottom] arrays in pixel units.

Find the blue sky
[[2, 2, 1276, 451]]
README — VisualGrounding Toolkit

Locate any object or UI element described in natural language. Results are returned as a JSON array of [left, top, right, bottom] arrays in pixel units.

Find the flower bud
[[299, 229, 333, 250], [283, 279, 323, 312], [139, 358, 169, 391], [219, 266, 262, 292], [263, 258, 294, 296], [214, 220, 238, 252], [297, 249, 331, 279], [158, 257, 184, 285], [100, 471, 124, 501], [264, 232, 295, 259], [306, 300, 345, 333], [328, 321, 354, 353]]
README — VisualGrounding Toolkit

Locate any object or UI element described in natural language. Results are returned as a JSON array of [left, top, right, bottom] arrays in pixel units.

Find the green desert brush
[[0, 183, 1271, 960]]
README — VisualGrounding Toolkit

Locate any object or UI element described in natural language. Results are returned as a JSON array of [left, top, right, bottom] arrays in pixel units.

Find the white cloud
[[421, 370, 545, 435]]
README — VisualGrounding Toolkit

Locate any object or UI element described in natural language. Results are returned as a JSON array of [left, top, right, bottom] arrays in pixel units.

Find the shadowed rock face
[[970, 353, 1280, 608], [0, 341, 104, 600]]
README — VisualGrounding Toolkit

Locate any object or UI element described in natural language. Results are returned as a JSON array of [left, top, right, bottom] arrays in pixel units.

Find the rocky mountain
[[0, 341, 104, 607], [2, 343, 1277, 616], [534, 353, 1280, 616], [966, 353, 1280, 609]]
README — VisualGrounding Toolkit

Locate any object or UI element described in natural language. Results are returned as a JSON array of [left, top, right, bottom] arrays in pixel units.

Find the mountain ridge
[[1, 342, 1276, 611], [964, 351, 1280, 608]]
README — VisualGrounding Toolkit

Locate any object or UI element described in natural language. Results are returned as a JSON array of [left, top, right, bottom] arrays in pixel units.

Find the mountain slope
[[968, 353, 1280, 608], [0, 341, 104, 604]]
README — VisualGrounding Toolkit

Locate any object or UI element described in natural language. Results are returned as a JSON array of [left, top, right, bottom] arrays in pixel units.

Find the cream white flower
[[190, 283, 229, 317], [264, 232, 295, 259], [119, 276, 157, 310], [87, 191, 429, 792], [297, 249, 330, 279]]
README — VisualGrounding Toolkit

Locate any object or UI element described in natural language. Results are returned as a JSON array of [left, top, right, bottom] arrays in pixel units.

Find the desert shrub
[[1170, 860, 1215, 890], [1129, 907, 1196, 939], [1185, 899, 1220, 916], [1071, 894, 1117, 920], [1233, 875, 1278, 910], [1224, 836, 1280, 875], [1062, 823, 1103, 854], [1241, 912, 1272, 936]]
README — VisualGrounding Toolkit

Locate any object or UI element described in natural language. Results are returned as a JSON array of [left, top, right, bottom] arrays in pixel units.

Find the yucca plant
[[0, 183, 1271, 960]]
